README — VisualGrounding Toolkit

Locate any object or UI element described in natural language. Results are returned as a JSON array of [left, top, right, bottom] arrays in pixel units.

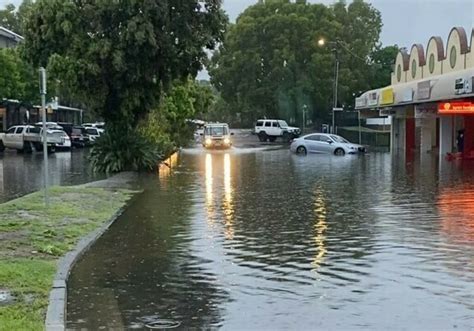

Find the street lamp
[[318, 38, 340, 134]]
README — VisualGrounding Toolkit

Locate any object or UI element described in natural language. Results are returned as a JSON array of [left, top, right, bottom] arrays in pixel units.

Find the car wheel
[[24, 142, 33, 154], [269, 136, 277, 142], [334, 148, 345, 156], [282, 132, 290, 142], [0, 141, 5, 152], [296, 146, 307, 155], [258, 132, 268, 142]]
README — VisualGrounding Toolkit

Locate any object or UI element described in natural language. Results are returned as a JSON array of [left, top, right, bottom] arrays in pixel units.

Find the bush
[[89, 127, 162, 173]]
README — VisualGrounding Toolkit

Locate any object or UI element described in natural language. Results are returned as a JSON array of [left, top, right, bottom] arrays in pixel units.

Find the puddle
[[0, 289, 15, 306]]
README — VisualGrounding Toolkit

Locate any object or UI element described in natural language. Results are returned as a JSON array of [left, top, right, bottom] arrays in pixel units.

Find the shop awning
[[355, 67, 474, 110]]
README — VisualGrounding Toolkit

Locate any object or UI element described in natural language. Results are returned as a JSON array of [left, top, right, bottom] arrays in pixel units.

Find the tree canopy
[[22, 0, 227, 127], [209, 0, 395, 127]]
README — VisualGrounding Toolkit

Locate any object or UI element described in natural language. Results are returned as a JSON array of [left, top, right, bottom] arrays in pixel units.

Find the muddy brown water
[[67, 147, 474, 330]]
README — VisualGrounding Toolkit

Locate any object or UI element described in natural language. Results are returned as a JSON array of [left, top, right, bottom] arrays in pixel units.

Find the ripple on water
[[66, 151, 474, 330]]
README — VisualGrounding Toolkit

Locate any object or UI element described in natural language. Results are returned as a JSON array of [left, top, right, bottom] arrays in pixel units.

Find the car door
[[3, 127, 17, 148], [303, 134, 321, 153], [13, 127, 25, 149], [271, 121, 280, 136], [263, 120, 272, 135], [318, 135, 335, 154]]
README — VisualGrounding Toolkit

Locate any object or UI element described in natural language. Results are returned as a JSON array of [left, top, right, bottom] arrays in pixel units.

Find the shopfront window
[[429, 54, 435, 74], [450, 46, 457, 69]]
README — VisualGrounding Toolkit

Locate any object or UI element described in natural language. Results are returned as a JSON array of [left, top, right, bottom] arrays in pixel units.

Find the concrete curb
[[45, 207, 125, 331]]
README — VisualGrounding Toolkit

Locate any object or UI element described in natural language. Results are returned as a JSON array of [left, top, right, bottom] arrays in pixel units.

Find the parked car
[[290, 133, 367, 156], [0, 125, 64, 153], [254, 119, 301, 142], [85, 127, 101, 143], [34, 123, 71, 150], [55, 123, 89, 148], [202, 123, 233, 149], [83, 122, 105, 135]]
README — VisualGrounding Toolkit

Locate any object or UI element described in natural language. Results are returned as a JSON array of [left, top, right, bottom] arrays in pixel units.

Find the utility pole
[[39, 67, 49, 207], [332, 44, 340, 134]]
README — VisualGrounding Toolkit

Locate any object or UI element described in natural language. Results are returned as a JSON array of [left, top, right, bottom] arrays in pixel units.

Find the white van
[[202, 123, 233, 149]]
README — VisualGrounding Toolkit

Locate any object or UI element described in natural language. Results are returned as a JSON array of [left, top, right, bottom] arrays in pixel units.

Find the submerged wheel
[[334, 148, 345, 156], [282, 132, 291, 142], [296, 146, 307, 155], [0, 141, 4, 152], [268, 136, 277, 142], [258, 132, 268, 142]]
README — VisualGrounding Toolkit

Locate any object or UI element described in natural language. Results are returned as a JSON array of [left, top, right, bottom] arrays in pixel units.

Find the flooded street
[[67, 146, 474, 330], [0, 150, 104, 203]]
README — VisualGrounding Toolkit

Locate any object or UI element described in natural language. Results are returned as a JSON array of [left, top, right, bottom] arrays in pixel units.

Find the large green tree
[[210, 0, 388, 127], [22, 0, 226, 128], [0, 48, 38, 103], [0, 1, 34, 35]]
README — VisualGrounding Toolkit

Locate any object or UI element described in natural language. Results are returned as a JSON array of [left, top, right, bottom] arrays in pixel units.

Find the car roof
[[205, 123, 229, 127]]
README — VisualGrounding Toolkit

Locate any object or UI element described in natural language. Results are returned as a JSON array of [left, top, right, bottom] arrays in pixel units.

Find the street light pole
[[39, 67, 49, 207], [332, 43, 340, 134]]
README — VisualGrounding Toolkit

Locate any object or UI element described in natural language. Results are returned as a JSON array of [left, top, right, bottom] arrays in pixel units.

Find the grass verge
[[0, 186, 133, 331]]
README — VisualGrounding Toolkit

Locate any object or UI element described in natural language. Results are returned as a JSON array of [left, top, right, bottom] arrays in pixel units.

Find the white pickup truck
[[0, 125, 65, 153]]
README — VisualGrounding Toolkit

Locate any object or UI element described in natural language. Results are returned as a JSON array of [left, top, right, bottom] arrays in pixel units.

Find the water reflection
[[0, 150, 103, 202], [312, 187, 327, 271], [68, 150, 474, 330]]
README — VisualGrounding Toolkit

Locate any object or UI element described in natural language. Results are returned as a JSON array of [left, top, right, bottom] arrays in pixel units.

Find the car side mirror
[[327, 140, 333, 144], [200, 133, 203, 136], [231, 132, 234, 135]]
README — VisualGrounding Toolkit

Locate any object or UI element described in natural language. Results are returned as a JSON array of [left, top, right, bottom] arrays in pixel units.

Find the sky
[[2, 0, 473, 78]]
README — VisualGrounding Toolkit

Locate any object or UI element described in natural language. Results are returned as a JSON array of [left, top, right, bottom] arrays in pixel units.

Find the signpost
[[39, 67, 49, 207], [332, 107, 343, 134]]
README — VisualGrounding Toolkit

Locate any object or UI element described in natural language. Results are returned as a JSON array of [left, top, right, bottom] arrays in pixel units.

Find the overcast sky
[[2, 0, 473, 78]]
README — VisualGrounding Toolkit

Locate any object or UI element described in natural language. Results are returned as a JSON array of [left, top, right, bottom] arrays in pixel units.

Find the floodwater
[[67, 146, 474, 330], [0, 149, 104, 203]]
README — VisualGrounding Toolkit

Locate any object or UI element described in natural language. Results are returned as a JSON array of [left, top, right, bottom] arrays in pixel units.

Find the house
[[0, 26, 23, 49]]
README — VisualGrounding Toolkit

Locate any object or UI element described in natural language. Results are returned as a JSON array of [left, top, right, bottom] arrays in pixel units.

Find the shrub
[[89, 126, 162, 173]]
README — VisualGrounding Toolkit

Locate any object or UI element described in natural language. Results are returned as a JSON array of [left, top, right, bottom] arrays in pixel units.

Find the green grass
[[0, 186, 133, 331]]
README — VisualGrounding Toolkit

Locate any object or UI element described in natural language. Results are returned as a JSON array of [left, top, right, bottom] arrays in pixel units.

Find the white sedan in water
[[290, 133, 366, 156]]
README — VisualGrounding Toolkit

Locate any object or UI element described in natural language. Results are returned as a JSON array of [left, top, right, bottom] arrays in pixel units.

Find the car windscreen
[[278, 120, 289, 128], [86, 128, 98, 135], [330, 135, 349, 143], [205, 126, 228, 136]]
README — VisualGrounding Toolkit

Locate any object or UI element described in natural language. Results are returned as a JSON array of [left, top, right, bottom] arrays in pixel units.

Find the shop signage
[[401, 88, 413, 103], [416, 104, 437, 118], [379, 108, 396, 116], [438, 101, 474, 114], [417, 80, 431, 100], [355, 96, 367, 108], [367, 91, 378, 106], [454, 77, 473, 95], [380, 88, 394, 105]]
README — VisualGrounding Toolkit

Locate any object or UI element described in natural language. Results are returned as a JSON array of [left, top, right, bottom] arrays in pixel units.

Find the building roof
[[0, 26, 24, 42]]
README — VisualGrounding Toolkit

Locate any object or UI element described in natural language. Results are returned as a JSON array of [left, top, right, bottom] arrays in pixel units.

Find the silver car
[[290, 133, 366, 156]]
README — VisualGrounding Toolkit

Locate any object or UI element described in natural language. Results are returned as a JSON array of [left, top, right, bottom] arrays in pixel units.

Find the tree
[[209, 0, 387, 127], [22, 0, 227, 171], [369, 45, 399, 89], [0, 48, 38, 103], [0, 1, 34, 35]]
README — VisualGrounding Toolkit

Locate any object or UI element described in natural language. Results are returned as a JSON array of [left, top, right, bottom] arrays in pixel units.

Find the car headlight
[[223, 138, 230, 145], [205, 138, 212, 145]]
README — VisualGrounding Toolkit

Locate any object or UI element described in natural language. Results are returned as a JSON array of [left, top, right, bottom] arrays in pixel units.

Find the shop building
[[355, 27, 474, 159]]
